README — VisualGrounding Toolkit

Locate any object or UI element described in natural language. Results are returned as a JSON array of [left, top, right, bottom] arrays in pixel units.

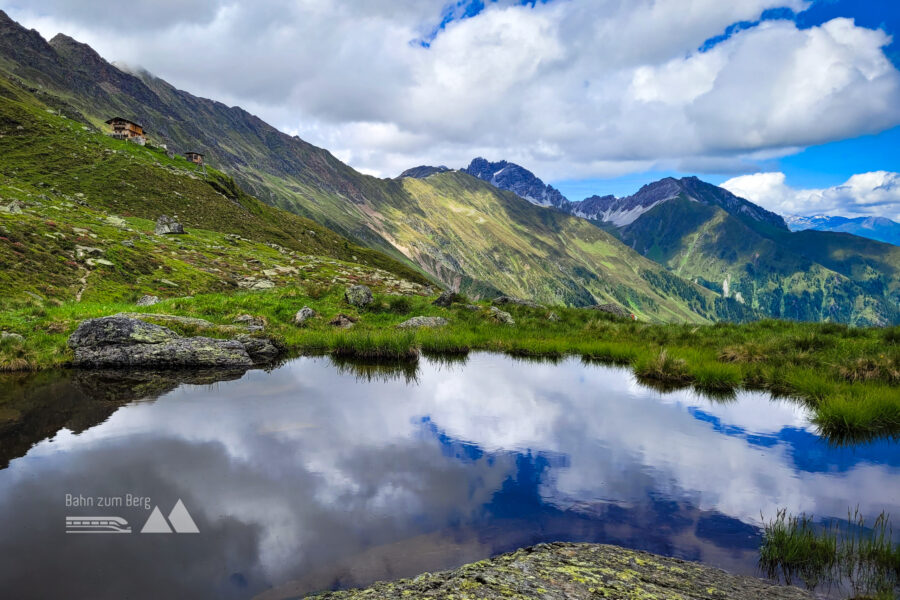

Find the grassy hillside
[[0, 13, 748, 322], [364, 172, 738, 322], [618, 197, 900, 326], [0, 74, 430, 305]]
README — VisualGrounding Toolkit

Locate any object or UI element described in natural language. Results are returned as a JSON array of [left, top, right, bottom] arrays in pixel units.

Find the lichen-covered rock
[[490, 306, 515, 325], [238, 277, 276, 290], [345, 285, 374, 307], [397, 316, 448, 329], [294, 306, 316, 325], [432, 290, 459, 307], [234, 335, 280, 365], [136, 295, 160, 307], [307, 542, 812, 600], [154, 215, 185, 235], [492, 295, 541, 308], [66, 316, 281, 369], [1, 331, 24, 342], [68, 316, 179, 348]]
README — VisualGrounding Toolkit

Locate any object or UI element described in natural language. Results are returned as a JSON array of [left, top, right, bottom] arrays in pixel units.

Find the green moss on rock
[[307, 543, 812, 600]]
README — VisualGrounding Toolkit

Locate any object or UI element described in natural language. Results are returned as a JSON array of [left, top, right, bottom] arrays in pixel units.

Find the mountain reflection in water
[[0, 353, 896, 600]]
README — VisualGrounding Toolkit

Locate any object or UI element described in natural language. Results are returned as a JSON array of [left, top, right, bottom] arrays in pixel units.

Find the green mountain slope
[[0, 13, 736, 322], [0, 74, 429, 304], [615, 187, 900, 326], [363, 171, 744, 322]]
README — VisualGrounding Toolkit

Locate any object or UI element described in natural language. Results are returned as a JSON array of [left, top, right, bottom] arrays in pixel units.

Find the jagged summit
[[569, 176, 788, 230], [462, 157, 570, 209]]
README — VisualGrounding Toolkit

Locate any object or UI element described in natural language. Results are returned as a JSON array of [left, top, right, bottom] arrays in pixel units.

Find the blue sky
[[551, 0, 900, 200], [7, 0, 900, 217]]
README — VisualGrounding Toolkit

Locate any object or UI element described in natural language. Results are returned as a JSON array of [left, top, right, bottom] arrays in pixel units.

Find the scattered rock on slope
[[432, 289, 459, 307], [136, 295, 159, 307], [329, 314, 358, 328], [397, 316, 448, 329], [294, 306, 316, 325], [345, 285, 373, 307], [490, 306, 515, 325], [154, 215, 185, 235]]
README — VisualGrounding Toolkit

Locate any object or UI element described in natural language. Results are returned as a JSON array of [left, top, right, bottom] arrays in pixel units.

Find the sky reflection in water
[[0, 353, 897, 600]]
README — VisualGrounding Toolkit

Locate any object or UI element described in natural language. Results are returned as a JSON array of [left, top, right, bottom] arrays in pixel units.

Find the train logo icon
[[65, 516, 131, 534]]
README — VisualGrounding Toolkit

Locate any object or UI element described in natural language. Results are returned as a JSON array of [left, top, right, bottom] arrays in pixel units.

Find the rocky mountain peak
[[462, 158, 569, 209]]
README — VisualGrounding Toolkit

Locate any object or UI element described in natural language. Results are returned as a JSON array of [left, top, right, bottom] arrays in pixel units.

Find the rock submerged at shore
[[306, 542, 811, 600]]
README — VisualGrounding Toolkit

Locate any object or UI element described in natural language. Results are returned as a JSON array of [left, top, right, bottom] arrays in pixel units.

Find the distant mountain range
[[786, 215, 900, 246], [430, 159, 900, 325], [1, 10, 898, 325]]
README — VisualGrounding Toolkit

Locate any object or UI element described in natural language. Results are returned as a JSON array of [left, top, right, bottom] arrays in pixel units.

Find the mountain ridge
[[786, 214, 900, 246]]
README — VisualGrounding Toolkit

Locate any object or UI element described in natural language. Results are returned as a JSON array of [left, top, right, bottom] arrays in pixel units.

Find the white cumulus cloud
[[4, 0, 900, 180], [721, 171, 900, 219]]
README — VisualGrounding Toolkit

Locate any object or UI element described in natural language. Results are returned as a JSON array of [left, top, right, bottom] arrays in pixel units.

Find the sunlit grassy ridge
[[617, 196, 900, 326], [1, 285, 897, 440]]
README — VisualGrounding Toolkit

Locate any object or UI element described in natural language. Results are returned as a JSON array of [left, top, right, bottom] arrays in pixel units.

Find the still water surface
[[0, 353, 897, 599]]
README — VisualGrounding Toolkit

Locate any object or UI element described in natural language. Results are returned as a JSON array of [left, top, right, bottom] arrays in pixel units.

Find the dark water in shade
[[0, 353, 897, 600]]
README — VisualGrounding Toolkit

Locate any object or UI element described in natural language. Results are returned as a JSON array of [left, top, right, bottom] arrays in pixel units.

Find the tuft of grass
[[760, 508, 899, 597], [634, 348, 690, 384]]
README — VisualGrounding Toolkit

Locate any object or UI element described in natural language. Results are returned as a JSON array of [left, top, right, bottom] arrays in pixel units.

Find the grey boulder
[[67, 316, 279, 369], [155, 215, 185, 235], [136, 295, 160, 307], [397, 316, 448, 329], [345, 285, 373, 307], [432, 290, 459, 307], [294, 306, 316, 325], [490, 306, 515, 325]]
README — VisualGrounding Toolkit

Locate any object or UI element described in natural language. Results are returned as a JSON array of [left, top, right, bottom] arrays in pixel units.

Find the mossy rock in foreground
[[308, 542, 812, 599]]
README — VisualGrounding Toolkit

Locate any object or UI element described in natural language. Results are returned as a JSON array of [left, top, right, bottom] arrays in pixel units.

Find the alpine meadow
[[0, 3, 898, 600]]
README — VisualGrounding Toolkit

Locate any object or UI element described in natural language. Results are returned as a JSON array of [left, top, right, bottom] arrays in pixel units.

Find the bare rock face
[[154, 215, 185, 235], [397, 316, 448, 329], [345, 285, 373, 308], [136, 295, 160, 307], [66, 316, 279, 369], [307, 542, 813, 600]]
